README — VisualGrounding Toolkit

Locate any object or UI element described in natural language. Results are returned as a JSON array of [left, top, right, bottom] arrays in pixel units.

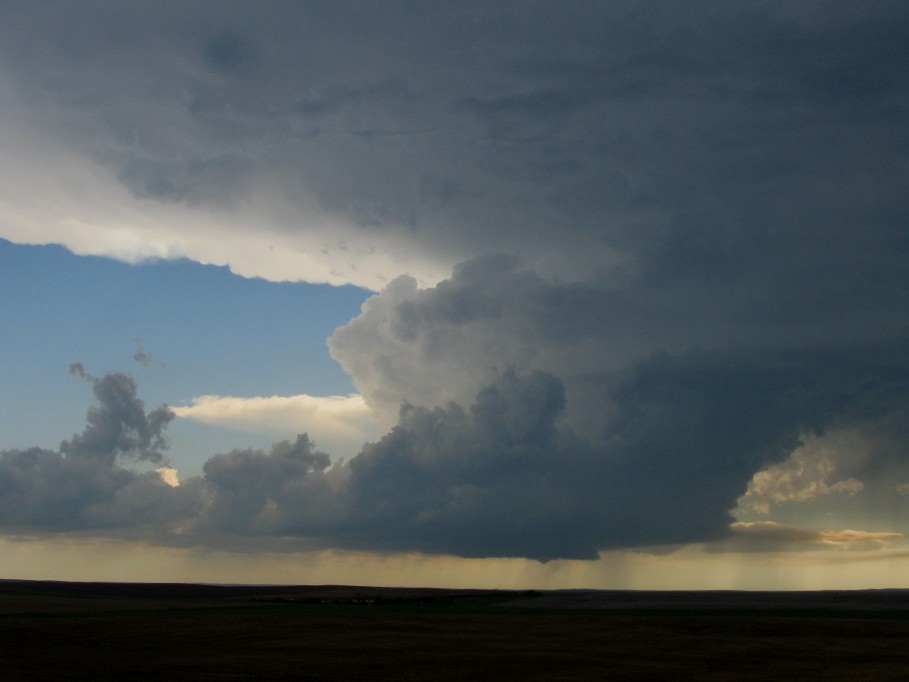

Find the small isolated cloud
[[728, 521, 904, 552], [171, 393, 377, 459], [737, 430, 869, 515], [133, 339, 164, 368]]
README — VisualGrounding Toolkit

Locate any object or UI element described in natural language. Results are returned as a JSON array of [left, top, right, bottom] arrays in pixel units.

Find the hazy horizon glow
[[3, 534, 909, 592]]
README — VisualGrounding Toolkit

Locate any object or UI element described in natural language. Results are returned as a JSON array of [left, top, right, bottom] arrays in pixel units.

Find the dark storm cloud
[[318, 340, 909, 560], [0, 446, 184, 530], [2, 2, 909, 559], [199, 342, 908, 559], [2, 1, 907, 287], [6, 345, 908, 560], [0, 369, 187, 530], [328, 251, 909, 445], [111, 154, 254, 206], [201, 435, 346, 536], [66, 364, 173, 464]]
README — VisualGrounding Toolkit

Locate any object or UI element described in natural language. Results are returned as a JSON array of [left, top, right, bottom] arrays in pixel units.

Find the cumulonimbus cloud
[[2, 3, 909, 562], [4, 347, 909, 561]]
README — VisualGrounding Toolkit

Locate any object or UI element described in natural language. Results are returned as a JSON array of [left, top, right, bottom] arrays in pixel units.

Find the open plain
[[2, 580, 909, 680]]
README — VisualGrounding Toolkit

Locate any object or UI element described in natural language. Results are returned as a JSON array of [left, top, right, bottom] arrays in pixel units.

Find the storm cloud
[[222, 331, 909, 560], [1, 3, 908, 562], [4, 344, 909, 561], [0, 368, 187, 531], [1, 2, 907, 290]]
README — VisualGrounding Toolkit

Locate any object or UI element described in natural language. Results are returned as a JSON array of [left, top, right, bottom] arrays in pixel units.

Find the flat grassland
[[2, 580, 908, 680]]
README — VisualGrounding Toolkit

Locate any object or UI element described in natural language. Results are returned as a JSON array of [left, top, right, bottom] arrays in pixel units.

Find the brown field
[[2, 580, 909, 680]]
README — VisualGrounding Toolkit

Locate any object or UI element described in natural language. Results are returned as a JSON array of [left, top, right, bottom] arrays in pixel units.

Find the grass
[[2, 581, 909, 680]]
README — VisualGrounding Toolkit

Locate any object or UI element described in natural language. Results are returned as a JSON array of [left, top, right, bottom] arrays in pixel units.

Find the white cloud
[[817, 529, 905, 545], [172, 393, 378, 459], [737, 430, 869, 515], [157, 467, 180, 488], [0, 113, 444, 290], [729, 521, 904, 550]]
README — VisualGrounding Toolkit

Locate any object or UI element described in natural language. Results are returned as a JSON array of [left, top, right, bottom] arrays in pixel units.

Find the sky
[[1, 1, 909, 589]]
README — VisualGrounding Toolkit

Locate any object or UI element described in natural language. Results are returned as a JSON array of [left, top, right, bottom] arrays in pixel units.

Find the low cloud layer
[[728, 522, 905, 552], [4, 343, 909, 561]]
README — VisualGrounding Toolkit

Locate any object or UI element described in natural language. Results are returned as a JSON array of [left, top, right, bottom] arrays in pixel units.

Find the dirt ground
[[2, 580, 909, 680]]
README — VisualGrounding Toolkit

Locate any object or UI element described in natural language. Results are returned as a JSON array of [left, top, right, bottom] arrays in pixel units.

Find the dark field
[[2, 580, 909, 680]]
